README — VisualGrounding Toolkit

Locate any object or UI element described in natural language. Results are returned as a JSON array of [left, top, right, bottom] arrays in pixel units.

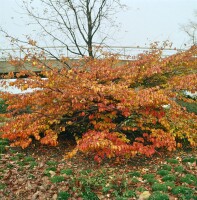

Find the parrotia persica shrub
[[0, 44, 197, 163]]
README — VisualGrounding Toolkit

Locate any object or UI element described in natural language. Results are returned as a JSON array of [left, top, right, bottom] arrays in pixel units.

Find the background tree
[[181, 10, 197, 45], [18, 0, 123, 58]]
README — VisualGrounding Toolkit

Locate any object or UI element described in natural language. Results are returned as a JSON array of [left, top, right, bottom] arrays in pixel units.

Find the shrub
[[1, 45, 197, 162]]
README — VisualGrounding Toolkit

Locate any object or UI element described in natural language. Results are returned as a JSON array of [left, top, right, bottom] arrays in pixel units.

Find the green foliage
[[24, 156, 35, 162], [0, 139, 9, 145], [16, 153, 24, 159], [0, 183, 6, 190], [80, 169, 92, 175], [102, 185, 112, 193], [9, 149, 17, 153], [28, 174, 36, 179], [77, 171, 107, 189], [176, 100, 197, 114], [46, 161, 58, 166], [174, 166, 184, 173], [136, 187, 146, 192], [6, 163, 14, 169], [182, 157, 196, 163], [166, 158, 179, 164], [82, 187, 99, 200], [143, 173, 155, 180], [10, 156, 19, 161], [146, 178, 158, 184], [162, 174, 176, 182], [180, 174, 197, 185], [57, 191, 70, 200], [171, 186, 194, 195], [131, 177, 140, 183], [0, 99, 7, 114], [123, 190, 136, 198], [127, 171, 141, 177], [46, 167, 57, 171], [152, 183, 168, 192], [44, 167, 57, 176], [148, 191, 169, 200], [142, 174, 158, 184], [29, 161, 38, 169], [61, 169, 73, 175], [50, 176, 65, 183], [157, 170, 170, 176], [160, 165, 172, 171], [17, 161, 26, 167], [163, 181, 175, 188], [0, 145, 6, 154]]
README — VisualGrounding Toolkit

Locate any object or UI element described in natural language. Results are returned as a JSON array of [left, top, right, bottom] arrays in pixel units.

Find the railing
[[0, 45, 185, 61]]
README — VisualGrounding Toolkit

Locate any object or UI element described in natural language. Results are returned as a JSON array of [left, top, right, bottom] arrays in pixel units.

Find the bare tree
[[181, 11, 197, 45], [16, 0, 123, 58]]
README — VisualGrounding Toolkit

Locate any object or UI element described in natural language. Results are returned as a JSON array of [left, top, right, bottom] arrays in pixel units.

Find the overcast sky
[[0, 0, 196, 49]]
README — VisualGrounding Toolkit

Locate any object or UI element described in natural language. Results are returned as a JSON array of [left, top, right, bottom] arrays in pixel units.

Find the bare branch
[[1, 0, 124, 58]]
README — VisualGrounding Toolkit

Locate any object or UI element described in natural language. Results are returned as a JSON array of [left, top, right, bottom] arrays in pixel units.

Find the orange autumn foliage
[[0, 44, 197, 162]]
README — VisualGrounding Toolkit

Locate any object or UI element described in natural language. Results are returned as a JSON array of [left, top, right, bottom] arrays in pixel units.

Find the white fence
[[0, 45, 185, 61]]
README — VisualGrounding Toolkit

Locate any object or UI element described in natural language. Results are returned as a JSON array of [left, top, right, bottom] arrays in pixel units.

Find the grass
[[0, 138, 196, 199]]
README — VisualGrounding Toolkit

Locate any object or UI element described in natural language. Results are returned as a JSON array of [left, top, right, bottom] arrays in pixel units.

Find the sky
[[0, 0, 196, 50]]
